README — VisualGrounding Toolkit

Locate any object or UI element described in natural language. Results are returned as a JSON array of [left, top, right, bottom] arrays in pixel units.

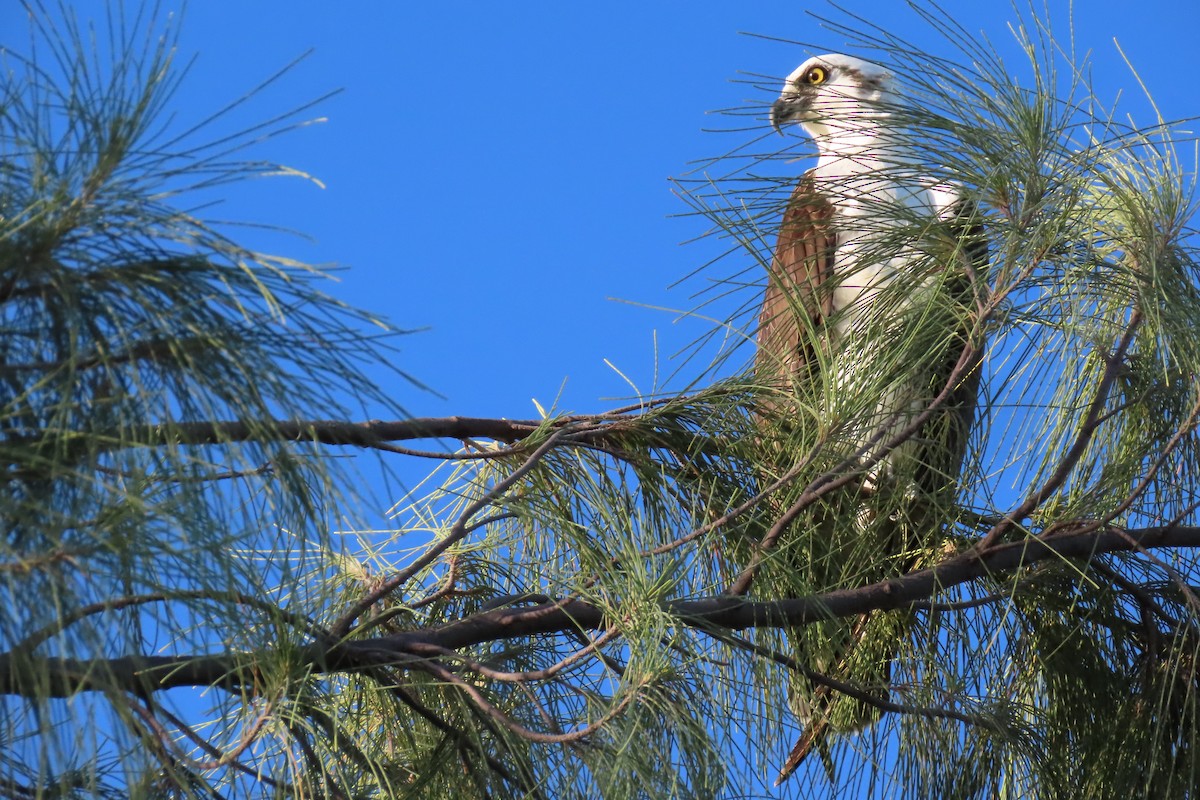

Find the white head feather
[[771, 53, 895, 141]]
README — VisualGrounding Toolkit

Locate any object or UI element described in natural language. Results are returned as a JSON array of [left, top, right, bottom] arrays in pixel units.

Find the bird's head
[[770, 54, 894, 137]]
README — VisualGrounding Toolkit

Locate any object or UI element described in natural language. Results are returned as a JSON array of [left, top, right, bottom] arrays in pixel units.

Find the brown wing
[[757, 171, 837, 395], [758, 174, 838, 778]]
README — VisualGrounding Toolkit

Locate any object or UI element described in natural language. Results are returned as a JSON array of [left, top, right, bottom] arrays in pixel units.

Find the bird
[[756, 53, 987, 783]]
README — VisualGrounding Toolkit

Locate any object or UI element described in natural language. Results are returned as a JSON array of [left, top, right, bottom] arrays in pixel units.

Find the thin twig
[[975, 308, 1143, 551], [156, 704, 286, 790], [329, 431, 565, 638], [404, 628, 620, 683], [16, 590, 327, 653], [414, 657, 637, 744], [714, 629, 996, 729]]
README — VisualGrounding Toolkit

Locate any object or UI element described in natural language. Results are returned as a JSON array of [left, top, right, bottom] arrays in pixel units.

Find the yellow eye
[[805, 66, 827, 85]]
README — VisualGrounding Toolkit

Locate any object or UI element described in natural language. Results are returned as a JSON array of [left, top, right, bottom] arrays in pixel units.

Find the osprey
[[758, 54, 986, 782]]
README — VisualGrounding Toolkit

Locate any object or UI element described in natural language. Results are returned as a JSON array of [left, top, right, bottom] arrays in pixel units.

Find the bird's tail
[[776, 706, 832, 786], [776, 607, 906, 784]]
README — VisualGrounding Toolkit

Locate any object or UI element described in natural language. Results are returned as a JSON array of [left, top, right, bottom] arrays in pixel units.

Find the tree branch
[[5, 524, 1199, 700], [83, 414, 645, 451]]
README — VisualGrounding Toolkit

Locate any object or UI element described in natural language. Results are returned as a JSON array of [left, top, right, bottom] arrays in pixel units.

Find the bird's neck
[[809, 123, 921, 212], [812, 126, 910, 177]]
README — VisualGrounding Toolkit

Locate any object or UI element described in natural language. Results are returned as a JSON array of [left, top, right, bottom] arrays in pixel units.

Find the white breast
[[819, 174, 959, 482], [825, 176, 938, 338]]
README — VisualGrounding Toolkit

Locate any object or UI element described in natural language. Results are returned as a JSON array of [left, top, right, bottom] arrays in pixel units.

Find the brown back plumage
[[756, 171, 837, 391]]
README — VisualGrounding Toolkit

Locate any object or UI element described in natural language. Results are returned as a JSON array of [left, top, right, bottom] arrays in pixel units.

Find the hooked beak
[[770, 93, 808, 135]]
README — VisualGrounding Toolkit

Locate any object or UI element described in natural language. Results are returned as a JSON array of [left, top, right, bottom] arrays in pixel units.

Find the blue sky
[[14, 0, 1187, 439]]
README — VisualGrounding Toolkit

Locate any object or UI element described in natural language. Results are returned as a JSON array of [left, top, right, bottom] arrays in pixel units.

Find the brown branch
[[133, 693, 274, 773], [406, 554, 462, 610], [1111, 524, 1200, 616], [7, 525, 1200, 701], [385, 524, 1200, 651], [47, 411, 666, 458], [156, 704, 286, 790], [8, 403, 721, 482], [148, 417, 555, 447], [1103, 394, 1200, 525]]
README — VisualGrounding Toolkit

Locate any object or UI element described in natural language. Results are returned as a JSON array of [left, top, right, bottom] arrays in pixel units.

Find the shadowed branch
[[5, 523, 1197, 700]]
